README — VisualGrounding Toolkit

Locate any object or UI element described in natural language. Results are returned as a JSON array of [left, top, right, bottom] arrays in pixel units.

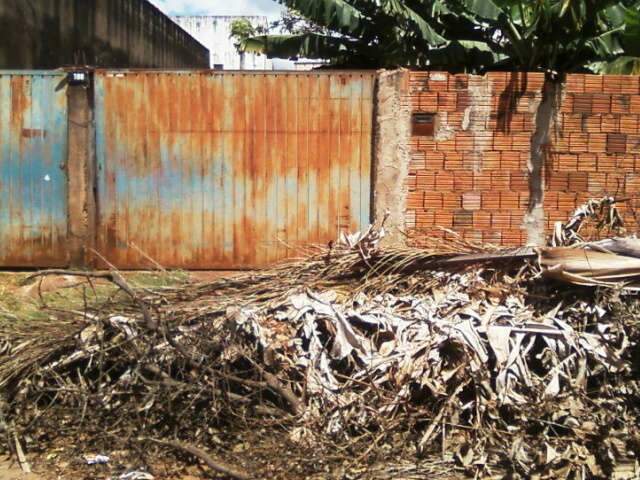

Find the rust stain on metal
[[21, 128, 47, 138], [94, 71, 376, 269]]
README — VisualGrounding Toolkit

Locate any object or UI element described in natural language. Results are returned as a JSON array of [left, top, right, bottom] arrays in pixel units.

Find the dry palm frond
[[551, 196, 624, 246], [540, 247, 640, 289]]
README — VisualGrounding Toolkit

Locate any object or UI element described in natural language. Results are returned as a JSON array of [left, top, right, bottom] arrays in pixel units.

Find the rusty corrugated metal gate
[[94, 71, 375, 269], [0, 70, 375, 269], [0, 72, 69, 267]]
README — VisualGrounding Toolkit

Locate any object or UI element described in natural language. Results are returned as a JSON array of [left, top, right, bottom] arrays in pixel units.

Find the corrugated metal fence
[[0, 70, 376, 269], [0, 71, 68, 267], [94, 71, 375, 269]]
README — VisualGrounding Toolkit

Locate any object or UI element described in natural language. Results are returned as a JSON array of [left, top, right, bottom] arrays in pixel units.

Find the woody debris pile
[[0, 197, 639, 479]]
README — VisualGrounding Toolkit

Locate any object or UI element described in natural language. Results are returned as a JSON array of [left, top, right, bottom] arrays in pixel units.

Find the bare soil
[[0, 456, 44, 480]]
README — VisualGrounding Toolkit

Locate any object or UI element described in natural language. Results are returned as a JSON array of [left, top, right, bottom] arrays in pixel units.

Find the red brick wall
[[405, 71, 640, 246]]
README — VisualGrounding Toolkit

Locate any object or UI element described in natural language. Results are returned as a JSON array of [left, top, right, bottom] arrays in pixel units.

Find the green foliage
[[245, 0, 640, 72], [230, 18, 257, 52]]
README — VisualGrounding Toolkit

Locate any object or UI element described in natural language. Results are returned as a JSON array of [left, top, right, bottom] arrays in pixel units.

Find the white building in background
[[171, 16, 272, 70]]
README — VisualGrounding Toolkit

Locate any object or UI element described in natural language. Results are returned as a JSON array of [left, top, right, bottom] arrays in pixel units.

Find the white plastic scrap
[[118, 471, 154, 480], [84, 454, 110, 465]]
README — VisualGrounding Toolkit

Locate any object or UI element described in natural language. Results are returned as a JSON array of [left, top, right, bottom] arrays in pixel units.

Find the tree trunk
[[524, 76, 561, 245]]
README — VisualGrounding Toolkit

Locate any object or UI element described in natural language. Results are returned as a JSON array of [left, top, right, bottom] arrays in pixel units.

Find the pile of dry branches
[[1, 200, 639, 479]]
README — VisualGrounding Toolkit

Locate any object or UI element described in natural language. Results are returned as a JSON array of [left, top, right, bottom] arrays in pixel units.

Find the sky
[[149, 0, 283, 18]]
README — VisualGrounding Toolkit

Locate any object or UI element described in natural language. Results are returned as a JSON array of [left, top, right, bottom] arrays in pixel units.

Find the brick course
[[405, 71, 640, 245]]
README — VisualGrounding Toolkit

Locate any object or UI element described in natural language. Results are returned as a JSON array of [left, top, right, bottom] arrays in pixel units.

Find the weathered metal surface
[[94, 71, 375, 269], [0, 72, 69, 267]]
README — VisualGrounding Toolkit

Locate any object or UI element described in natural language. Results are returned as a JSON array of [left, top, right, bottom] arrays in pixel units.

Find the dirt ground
[[0, 456, 213, 480], [0, 270, 242, 311], [0, 456, 43, 480]]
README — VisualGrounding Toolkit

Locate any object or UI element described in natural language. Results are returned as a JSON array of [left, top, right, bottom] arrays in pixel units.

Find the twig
[[129, 242, 170, 275], [417, 382, 466, 456], [253, 364, 303, 416], [13, 433, 31, 474], [0, 398, 16, 461], [144, 438, 251, 480], [262, 371, 302, 415], [165, 339, 301, 416]]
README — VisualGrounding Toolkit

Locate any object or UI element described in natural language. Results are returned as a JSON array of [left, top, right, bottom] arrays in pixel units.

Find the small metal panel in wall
[[94, 70, 375, 269], [0, 72, 69, 267]]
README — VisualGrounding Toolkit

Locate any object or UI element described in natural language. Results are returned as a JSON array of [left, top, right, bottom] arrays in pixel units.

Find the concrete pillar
[[372, 69, 411, 246], [66, 80, 96, 267]]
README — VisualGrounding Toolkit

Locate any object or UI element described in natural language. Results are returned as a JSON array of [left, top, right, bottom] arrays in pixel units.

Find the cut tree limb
[[145, 438, 252, 480]]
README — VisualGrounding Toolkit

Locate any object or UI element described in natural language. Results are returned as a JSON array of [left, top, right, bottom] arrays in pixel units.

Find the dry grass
[[0, 271, 189, 322]]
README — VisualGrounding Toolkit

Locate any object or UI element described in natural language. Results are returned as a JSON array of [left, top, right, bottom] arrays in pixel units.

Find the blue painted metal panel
[[0, 72, 68, 267]]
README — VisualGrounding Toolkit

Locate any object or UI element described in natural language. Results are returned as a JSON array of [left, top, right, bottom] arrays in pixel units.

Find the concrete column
[[372, 69, 411, 246], [66, 80, 96, 267]]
